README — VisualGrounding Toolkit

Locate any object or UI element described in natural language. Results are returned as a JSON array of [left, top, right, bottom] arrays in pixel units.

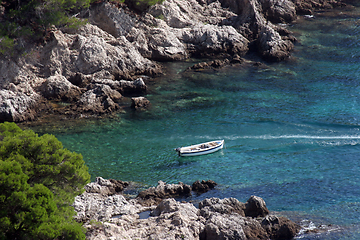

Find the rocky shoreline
[[75, 177, 301, 239], [0, 0, 352, 123]]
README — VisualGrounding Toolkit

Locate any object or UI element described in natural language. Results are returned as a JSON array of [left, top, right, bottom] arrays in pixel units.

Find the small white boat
[[175, 140, 224, 157]]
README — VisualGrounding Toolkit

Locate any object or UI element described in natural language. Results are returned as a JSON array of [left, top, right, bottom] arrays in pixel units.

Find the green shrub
[[0, 36, 14, 56], [125, 0, 164, 13], [0, 0, 93, 56], [0, 122, 90, 240]]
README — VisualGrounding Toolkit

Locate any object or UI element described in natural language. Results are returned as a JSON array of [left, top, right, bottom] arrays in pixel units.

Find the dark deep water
[[28, 4, 360, 239]]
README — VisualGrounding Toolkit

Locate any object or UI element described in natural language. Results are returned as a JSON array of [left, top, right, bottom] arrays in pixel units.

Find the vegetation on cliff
[[0, 0, 164, 56], [0, 122, 90, 239], [0, 0, 93, 56]]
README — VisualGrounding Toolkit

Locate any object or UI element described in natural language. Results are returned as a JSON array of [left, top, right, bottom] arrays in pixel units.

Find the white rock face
[[0, 0, 299, 122]]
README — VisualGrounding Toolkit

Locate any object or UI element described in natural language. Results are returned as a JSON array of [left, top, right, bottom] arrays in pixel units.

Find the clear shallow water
[[28, 5, 360, 239]]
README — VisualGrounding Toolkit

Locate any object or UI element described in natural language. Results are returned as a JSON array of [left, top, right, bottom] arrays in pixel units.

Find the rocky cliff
[[0, 0, 349, 123]]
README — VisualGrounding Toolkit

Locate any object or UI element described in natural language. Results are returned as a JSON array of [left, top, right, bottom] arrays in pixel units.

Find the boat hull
[[176, 140, 224, 157]]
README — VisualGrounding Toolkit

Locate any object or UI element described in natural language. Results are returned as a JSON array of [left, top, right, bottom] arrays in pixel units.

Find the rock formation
[[0, 0, 349, 122], [74, 178, 301, 239]]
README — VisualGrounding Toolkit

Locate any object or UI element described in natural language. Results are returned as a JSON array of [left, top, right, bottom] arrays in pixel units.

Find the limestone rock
[[131, 96, 151, 111], [261, 0, 297, 23], [40, 24, 161, 79], [92, 78, 147, 95], [136, 180, 192, 206], [199, 197, 246, 219], [201, 213, 249, 240], [0, 0, 343, 122], [120, 78, 147, 95], [262, 215, 301, 239], [75, 84, 122, 113], [244, 195, 270, 218], [189, 59, 231, 70], [258, 24, 294, 61], [74, 192, 146, 222], [180, 24, 249, 56], [293, 0, 346, 15], [76, 179, 301, 239], [85, 177, 129, 196], [40, 75, 83, 101], [192, 180, 217, 193], [218, 0, 295, 60], [0, 84, 42, 122]]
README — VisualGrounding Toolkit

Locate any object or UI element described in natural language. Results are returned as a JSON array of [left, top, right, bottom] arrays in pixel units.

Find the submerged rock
[[131, 96, 151, 111]]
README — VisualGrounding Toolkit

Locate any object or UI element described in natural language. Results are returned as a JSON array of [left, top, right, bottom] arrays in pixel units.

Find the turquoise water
[[29, 5, 360, 239]]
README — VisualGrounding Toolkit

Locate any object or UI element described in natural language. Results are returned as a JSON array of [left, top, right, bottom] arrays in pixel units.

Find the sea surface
[[28, 4, 360, 239]]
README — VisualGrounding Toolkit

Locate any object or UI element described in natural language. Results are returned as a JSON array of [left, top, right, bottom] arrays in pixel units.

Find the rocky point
[[74, 177, 301, 239]]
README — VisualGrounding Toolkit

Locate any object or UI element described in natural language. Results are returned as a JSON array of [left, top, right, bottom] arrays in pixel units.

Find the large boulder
[[85, 177, 129, 196], [180, 24, 249, 56], [40, 75, 83, 101], [0, 86, 42, 122], [90, 2, 188, 61], [192, 180, 217, 193], [244, 195, 270, 218], [218, 0, 296, 60], [262, 215, 301, 239], [258, 25, 294, 61], [74, 192, 146, 223], [199, 197, 246, 219], [75, 84, 122, 114], [261, 0, 297, 23], [0, 59, 46, 122], [136, 180, 192, 206], [92, 78, 147, 95], [40, 24, 162, 79], [149, 0, 236, 28], [201, 213, 266, 240]]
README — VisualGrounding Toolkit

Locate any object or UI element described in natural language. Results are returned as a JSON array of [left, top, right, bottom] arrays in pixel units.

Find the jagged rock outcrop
[[74, 178, 301, 240], [244, 195, 270, 217], [74, 84, 122, 114], [85, 177, 129, 195], [262, 214, 300, 240], [262, 0, 297, 23], [192, 180, 218, 193], [136, 180, 192, 206], [40, 24, 162, 79], [40, 75, 83, 101], [0, 85, 42, 122], [89, 77, 147, 96]]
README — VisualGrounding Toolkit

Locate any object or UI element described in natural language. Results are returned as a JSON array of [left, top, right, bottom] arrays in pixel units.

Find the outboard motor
[[175, 147, 181, 156]]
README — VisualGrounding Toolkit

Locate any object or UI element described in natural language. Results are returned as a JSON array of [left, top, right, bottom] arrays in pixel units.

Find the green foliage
[[0, 0, 92, 56], [0, 36, 15, 56], [125, 0, 164, 13], [0, 122, 90, 240]]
